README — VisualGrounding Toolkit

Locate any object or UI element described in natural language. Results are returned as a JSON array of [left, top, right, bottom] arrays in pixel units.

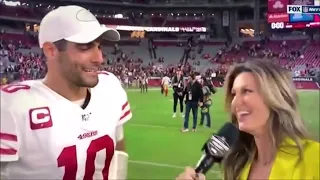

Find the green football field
[[124, 89, 319, 179]]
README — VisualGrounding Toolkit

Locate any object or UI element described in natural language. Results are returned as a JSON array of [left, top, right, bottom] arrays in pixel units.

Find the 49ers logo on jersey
[[78, 130, 98, 140], [29, 107, 53, 130]]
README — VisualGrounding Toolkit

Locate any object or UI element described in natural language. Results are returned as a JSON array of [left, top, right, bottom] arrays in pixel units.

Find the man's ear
[[42, 42, 59, 60]]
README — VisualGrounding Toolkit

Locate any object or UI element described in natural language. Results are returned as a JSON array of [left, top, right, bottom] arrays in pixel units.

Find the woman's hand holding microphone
[[176, 167, 205, 180]]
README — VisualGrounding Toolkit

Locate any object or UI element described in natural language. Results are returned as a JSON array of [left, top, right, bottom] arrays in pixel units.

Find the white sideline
[[128, 160, 220, 174]]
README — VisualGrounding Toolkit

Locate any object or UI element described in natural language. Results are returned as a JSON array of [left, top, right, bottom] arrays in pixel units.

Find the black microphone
[[195, 122, 238, 174]]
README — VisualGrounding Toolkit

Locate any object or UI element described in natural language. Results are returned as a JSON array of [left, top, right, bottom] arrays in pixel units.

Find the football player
[[161, 74, 171, 97], [0, 5, 131, 180]]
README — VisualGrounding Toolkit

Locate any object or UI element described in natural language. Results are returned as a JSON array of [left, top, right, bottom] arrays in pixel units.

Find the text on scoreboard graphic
[[287, 5, 320, 13]]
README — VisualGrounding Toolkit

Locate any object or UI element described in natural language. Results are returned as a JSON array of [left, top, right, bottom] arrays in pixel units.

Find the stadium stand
[[0, 1, 319, 88]]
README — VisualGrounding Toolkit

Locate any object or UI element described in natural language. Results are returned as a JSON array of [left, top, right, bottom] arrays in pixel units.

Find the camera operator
[[204, 76, 217, 95]]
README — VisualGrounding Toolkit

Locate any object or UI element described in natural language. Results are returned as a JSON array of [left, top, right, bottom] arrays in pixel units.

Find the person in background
[[1, 76, 7, 85], [123, 74, 129, 89], [171, 69, 184, 118], [161, 74, 171, 97], [143, 73, 148, 93], [146, 73, 149, 92], [182, 73, 203, 132], [199, 76, 216, 127], [206, 76, 217, 95], [161, 83, 164, 94], [199, 90, 212, 128], [176, 60, 319, 180], [139, 73, 147, 93]]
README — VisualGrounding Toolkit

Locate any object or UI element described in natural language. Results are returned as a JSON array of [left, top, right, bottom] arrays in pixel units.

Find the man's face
[[56, 40, 104, 88]]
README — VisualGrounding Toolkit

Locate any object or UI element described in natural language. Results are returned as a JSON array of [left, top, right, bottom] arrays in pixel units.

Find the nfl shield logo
[[303, 7, 309, 13]]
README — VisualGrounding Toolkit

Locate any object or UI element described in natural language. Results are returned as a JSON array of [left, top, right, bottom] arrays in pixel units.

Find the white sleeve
[[99, 72, 132, 126], [0, 102, 20, 162], [114, 75, 132, 126], [118, 87, 132, 126], [108, 151, 128, 180], [115, 126, 124, 142]]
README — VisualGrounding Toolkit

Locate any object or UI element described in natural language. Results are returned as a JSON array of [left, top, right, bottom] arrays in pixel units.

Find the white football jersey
[[162, 76, 170, 86], [0, 72, 132, 180]]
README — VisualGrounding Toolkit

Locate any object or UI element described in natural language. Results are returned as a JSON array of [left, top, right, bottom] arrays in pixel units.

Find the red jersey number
[[1, 84, 30, 93], [57, 135, 115, 180]]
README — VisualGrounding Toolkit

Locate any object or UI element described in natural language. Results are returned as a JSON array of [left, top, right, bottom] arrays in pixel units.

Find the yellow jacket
[[240, 138, 319, 179]]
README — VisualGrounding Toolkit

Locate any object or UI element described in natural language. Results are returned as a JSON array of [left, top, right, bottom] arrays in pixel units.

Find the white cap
[[38, 5, 120, 48]]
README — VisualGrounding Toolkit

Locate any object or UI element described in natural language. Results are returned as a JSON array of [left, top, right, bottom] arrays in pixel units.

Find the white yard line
[[128, 160, 220, 175], [129, 160, 185, 169], [127, 125, 220, 174], [128, 123, 168, 129]]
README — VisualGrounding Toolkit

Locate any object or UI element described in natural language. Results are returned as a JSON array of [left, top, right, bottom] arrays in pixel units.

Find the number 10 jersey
[[0, 72, 132, 180]]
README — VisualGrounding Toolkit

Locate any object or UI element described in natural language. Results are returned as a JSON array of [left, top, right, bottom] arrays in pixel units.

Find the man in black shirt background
[[182, 73, 203, 132], [172, 69, 184, 118]]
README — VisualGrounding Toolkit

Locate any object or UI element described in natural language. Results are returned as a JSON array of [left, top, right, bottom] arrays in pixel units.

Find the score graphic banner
[[289, 13, 314, 22], [269, 0, 320, 29]]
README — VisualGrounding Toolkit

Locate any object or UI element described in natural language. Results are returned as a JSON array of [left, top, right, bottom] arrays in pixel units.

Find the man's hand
[[108, 151, 128, 180], [115, 126, 125, 151], [176, 167, 205, 180], [198, 102, 203, 107]]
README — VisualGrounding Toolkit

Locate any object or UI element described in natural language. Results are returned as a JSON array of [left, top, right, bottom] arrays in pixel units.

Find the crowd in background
[[0, 38, 195, 86], [1, 35, 319, 86]]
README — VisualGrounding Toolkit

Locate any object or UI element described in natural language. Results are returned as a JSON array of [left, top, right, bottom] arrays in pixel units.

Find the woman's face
[[230, 72, 270, 135]]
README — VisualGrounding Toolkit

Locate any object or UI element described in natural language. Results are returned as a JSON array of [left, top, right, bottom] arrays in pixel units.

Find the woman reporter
[[176, 60, 319, 180]]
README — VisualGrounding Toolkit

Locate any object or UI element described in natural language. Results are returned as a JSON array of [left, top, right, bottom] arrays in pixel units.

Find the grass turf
[[124, 89, 319, 179]]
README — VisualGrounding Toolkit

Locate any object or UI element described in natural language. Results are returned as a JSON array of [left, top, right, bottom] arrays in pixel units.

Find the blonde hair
[[223, 60, 309, 180]]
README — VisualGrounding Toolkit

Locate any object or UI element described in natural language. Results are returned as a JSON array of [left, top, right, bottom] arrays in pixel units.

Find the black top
[[183, 80, 203, 103], [172, 75, 184, 95]]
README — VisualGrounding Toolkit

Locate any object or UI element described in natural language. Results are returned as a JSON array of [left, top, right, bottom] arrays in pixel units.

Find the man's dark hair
[[41, 39, 67, 55], [190, 73, 196, 80], [53, 39, 68, 52]]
